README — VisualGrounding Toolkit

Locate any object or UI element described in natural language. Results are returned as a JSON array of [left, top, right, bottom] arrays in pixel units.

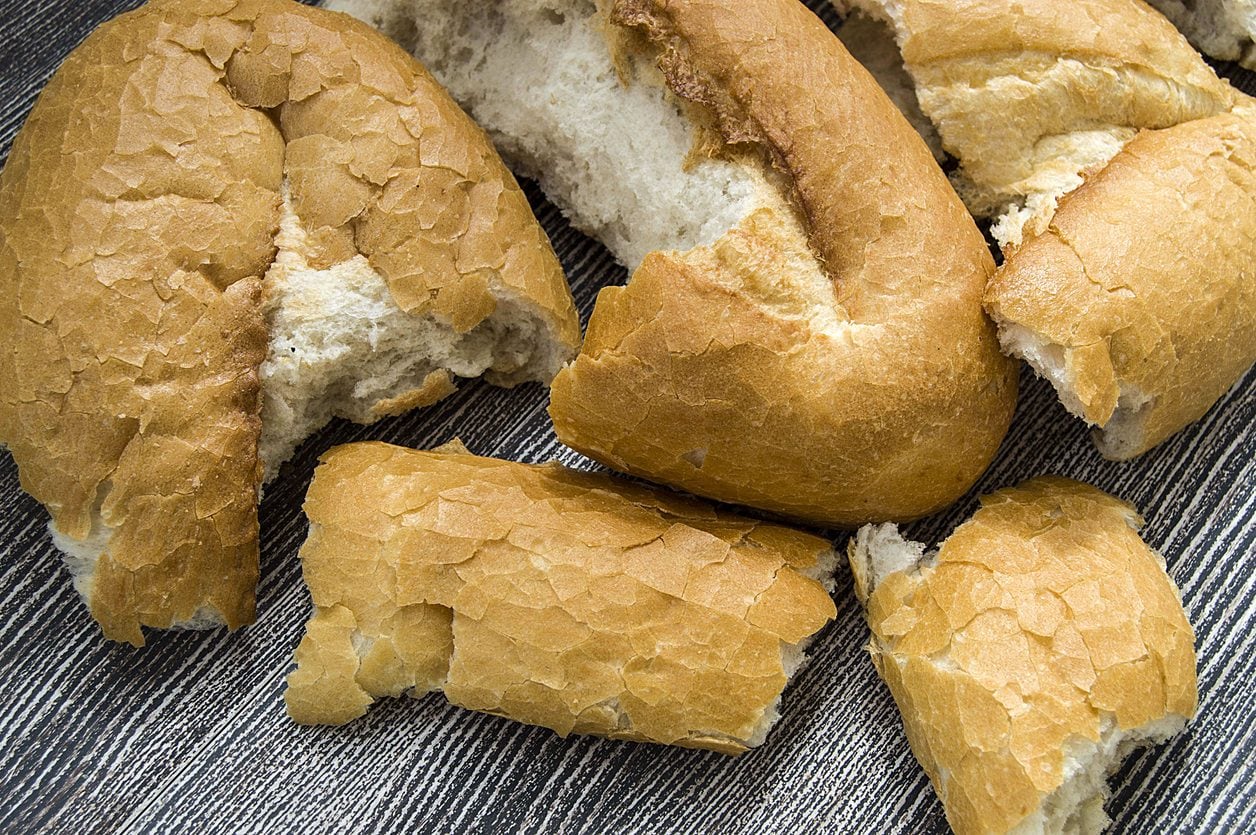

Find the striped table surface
[[1, 1, 1253, 833]]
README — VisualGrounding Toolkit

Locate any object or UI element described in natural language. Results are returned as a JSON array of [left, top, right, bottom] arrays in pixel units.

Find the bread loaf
[[285, 440, 838, 754], [332, 0, 1018, 526], [0, 0, 579, 644], [850, 477, 1197, 834]]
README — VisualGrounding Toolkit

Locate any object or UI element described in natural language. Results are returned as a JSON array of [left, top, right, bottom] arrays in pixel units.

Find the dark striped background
[[0, 1, 1253, 832]]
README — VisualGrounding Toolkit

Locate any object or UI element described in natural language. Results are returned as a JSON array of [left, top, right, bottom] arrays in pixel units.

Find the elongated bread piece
[[333, 0, 1018, 527], [849, 478, 1197, 834], [285, 441, 838, 754], [0, 0, 578, 645], [835, 0, 1236, 248], [986, 108, 1256, 459], [1148, 0, 1256, 69]]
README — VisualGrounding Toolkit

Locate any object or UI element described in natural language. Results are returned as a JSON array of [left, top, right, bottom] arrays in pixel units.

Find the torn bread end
[[848, 477, 1197, 835]]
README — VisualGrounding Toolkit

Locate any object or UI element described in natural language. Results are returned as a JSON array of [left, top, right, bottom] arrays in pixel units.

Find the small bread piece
[[0, 0, 578, 644], [849, 477, 1198, 835], [335, 0, 1018, 526], [985, 108, 1256, 460], [285, 441, 838, 754], [1148, 0, 1256, 69], [835, 0, 1236, 248]]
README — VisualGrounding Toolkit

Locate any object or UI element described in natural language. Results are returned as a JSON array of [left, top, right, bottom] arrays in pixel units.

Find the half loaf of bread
[[285, 440, 838, 754], [849, 477, 1197, 834], [333, 0, 1018, 527], [0, 0, 579, 644]]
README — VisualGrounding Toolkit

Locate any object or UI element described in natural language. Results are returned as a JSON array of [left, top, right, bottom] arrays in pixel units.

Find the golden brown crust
[[549, 0, 1017, 526], [0, 0, 577, 644], [851, 477, 1198, 834], [285, 441, 837, 753], [986, 107, 1256, 459]]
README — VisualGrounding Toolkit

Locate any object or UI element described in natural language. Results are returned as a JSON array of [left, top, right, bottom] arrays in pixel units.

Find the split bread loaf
[[285, 441, 838, 754], [836, 0, 1256, 459], [850, 477, 1197, 835], [333, 0, 1019, 526], [1147, 0, 1256, 69], [0, 0, 579, 645]]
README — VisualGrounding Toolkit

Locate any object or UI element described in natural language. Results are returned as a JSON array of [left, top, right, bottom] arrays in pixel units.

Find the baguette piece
[[849, 477, 1198, 835], [1147, 0, 1256, 69], [0, 0, 579, 645], [835, 0, 1235, 248], [332, 0, 1018, 527], [285, 441, 838, 754], [985, 108, 1256, 459]]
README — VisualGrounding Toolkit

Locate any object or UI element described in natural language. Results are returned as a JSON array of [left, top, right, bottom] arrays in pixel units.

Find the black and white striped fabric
[[1, 1, 1253, 832]]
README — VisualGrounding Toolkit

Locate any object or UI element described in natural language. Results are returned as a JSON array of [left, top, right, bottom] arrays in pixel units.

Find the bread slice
[[285, 440, 838, 754], [849, 478, 1197, 835], [332, 0, 1018, 526], [0, 0, 579, 644], [1148, 0, 1256, 69], [834, 0, 1236, 248]]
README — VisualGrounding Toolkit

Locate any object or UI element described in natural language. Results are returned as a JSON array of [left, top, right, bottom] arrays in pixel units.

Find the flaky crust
[[986, 107, 1256, 459], [0, 0, 577, 644], [851, 478, 1198, 835], [838, 0, 1235, 219], [285, 441, 837, 754], [549, 0, 1017, 526]]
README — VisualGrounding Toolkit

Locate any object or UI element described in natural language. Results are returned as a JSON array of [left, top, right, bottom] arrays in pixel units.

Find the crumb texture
[[285, 441, 837, 754], [850, 477, 1198, 834], [0, 0, 577, 644]]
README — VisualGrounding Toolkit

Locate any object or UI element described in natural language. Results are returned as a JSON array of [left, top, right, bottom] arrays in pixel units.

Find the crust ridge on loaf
[[285, 441, 838, 754], [335, 0, 1020, 526], [848, 477, 1198, 835], [0, 0, 579, 644]]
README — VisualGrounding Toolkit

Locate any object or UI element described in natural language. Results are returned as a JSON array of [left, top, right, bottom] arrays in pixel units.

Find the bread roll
[[835, 0, 1236, 248], [986, 108, 1256, 460], [849, 477, 1197, 834], [1148, 0, 1256, 69], [0, 0, 579, 644], [285, 440, 838, 754], [330, 0, 1018, 527]]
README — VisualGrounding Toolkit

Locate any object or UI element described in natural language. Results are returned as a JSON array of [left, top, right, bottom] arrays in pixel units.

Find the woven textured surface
[[1, 1, 1253, 832]]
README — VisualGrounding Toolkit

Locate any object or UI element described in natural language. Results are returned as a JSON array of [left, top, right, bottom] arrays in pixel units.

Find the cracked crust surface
[[849, 477, 1198, 835], [0, 0, 577, 644], [548, 0, 1017, 526], [285, 440, 837, 754], [985, 107, 1256, 460], [836, 0, 1236, 247]]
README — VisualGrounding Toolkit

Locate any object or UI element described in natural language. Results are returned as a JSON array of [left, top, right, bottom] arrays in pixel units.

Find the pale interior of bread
[[852, 524, 1189, 834], [1147, 0, 1256, 67], [336, 544, 839, 749], [328, 0, 763, 271], [257, 186, 570, 478], [997, 322, 1152, 461]]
